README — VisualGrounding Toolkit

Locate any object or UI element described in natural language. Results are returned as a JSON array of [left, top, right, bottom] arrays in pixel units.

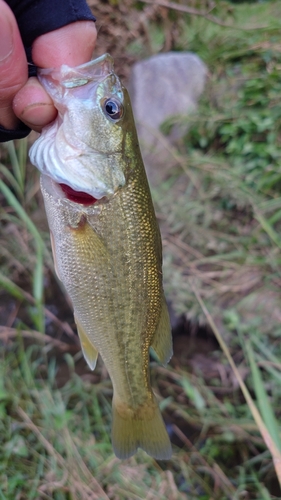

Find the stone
[[128, 52, 207, 184]]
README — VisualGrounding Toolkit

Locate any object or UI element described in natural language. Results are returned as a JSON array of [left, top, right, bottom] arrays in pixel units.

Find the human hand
[[0, 0, 97, 133]]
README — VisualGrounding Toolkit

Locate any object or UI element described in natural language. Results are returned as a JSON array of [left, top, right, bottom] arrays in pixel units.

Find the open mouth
[[60, 183, 98, 205]]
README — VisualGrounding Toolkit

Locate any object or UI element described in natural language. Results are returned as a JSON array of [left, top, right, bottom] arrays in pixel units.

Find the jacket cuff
[[0, 122, 31, 143]]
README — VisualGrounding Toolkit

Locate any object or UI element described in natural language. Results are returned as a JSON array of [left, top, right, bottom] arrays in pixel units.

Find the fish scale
[[30, 54, 173, 460]]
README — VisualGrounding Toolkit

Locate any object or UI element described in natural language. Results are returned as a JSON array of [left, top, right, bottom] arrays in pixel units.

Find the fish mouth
[[59, 183, 98, 205]]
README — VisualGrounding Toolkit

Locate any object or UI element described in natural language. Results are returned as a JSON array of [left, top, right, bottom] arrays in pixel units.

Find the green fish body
[[30, 54, 172, 460]]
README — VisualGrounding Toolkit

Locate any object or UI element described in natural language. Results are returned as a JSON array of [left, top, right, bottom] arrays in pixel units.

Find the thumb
[[13, 21, 97, 131], [32, 20, 97, 68], [0, 0, 28, 129]]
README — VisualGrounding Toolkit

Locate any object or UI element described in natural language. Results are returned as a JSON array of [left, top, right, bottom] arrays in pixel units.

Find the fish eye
[[102, 97, 123, 120]]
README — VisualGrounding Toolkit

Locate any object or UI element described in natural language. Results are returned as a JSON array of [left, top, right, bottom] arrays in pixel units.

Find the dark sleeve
[[0, 123, 31, 143], [5, 0, 96, 62], [0, 0, 96, 143]]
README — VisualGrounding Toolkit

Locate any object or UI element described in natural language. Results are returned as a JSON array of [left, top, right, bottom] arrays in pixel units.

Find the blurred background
[[0, 0, 281, 498]]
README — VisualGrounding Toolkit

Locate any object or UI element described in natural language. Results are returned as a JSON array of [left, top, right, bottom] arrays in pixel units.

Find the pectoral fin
[[150, 299, 173, 366], [75, 315, 98, 371]]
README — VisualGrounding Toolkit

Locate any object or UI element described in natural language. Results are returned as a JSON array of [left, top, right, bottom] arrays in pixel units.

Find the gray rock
[[128, 52, 207, 184]]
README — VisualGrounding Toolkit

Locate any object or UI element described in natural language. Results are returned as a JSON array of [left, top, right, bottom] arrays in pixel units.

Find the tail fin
[[111, 397, 172, 460]]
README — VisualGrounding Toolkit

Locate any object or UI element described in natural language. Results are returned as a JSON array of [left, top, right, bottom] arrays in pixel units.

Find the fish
[[29, 54, 173, 460]]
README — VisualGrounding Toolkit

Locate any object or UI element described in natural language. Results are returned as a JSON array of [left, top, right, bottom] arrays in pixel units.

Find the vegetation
[[0, 0, 281, 498]]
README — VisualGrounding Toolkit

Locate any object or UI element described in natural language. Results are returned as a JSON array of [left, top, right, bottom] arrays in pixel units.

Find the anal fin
[[150, 299, 173, 366], [74, 315, 98, 371]]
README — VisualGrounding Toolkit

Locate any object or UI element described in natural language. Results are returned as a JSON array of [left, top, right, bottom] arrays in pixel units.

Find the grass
[[1, 0, 281, 498]]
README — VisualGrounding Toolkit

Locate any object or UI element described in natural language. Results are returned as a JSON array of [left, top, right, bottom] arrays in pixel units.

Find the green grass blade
[[18, 138, 27, 182], [4, 142, 24, 196], [246, 341, 281, 452], [0, 163, 22, 197], [0, 179, 45, 332], [0, 271, 25, 301], [253, 207, 281, 250], [0, 179, 44, 248], [253, 337, 281, 366]]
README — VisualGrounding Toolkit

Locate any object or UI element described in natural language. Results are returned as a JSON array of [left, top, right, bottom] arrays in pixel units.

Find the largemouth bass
[[29, 54, 173, 460]]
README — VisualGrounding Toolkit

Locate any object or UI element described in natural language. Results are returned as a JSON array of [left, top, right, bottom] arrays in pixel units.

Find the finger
[[12, 77, 57, 132], [0, 0, 28, 129], [13, 20, 97, 130], [32, 20, 97, 68]]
